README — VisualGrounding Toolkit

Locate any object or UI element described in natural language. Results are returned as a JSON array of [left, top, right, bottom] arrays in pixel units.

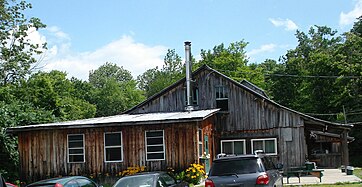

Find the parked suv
[[205, 153, 283, 187]]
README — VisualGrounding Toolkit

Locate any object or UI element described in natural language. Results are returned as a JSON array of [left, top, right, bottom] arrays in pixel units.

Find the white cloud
[[339, 0, 362, 26], [269, 18, 298, 31], [26, 27, 47, 48], [246, 44, 277, 57], [35, 28, 167, 80]]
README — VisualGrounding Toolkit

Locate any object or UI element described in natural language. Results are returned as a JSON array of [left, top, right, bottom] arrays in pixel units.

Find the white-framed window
[[104, 132, 123, 162], [215, 86, 228, 111], [198, 129, 203, 157], [67, 134, 85, 163], [251, 138, 277, 155], [220, 139, 246, 155], [145, 130, 165, 161]]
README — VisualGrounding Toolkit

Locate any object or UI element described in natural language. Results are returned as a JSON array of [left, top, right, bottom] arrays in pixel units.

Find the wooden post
[[341, 129, 349, 168]]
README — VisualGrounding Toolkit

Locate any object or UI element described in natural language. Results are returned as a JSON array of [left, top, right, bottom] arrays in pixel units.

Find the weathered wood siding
[[128, 68, 307, 168], [18, 120, 214, 183]]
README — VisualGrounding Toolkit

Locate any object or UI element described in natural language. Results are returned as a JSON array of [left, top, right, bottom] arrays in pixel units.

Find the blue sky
[[25, 0, 362, 80]]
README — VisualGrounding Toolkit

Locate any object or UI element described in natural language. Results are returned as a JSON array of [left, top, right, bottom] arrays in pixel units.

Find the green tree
[[0, 0, 47, 180], [0, 0, 46, 86], [198, 41, 249, 82], [0, 85, 56, 181], [267, 26, 343, 115], [17, 70, 96, 120], [137, 49, 184, 98], [351, 16, 362, 36], [89, 62, 144, 116], [89, 62, 133, 88]]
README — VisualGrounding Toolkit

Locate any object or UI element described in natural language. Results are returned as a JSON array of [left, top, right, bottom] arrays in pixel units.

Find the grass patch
[[353, 168, 362, 179]]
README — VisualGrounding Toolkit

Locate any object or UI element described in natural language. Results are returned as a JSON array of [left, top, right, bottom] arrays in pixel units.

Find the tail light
[[256, 174, 269, 185], [54, 183, 64, 187], [205, 179, 215, 187]]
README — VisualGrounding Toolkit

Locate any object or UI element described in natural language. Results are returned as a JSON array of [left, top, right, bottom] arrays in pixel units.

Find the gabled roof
[[7, 109, 220, 134], [126, 65, 353, 131], [240, 80, 269, 98]]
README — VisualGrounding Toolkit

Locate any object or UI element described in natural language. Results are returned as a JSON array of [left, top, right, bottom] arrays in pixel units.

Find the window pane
[[146, 131, 164, 160], [77, 179, 96, 187], [105, 133, 122, 146], [198, 130, 202, 141], [265, 140, 275, 153], [69, 149, 84, 154], [147, 145, 164, 152], [253, 141, 263, 152], [146, 131, 163, 137], [211, 159, 258, 175], [106, 147, 122, 161], [69, 141, 83, 148], [69, 155, 84, 162], [65, 180, 79, 187], [192, 88, 199, 105], [68, 135, 83, 141], [147, 153, 164, 160], [147, 137, 163, 145], [199, 143, 203, 157], [160, 174, 176, 186], [216, 99, 228, 111], [234, 141, 244, 155], [222, 142, 233, 154]]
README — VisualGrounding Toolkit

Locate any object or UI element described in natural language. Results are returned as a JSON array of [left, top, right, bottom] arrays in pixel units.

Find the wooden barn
[[125, 64, 353, 169], [7, 42, 354, 183], [7, 109, 218, 182]]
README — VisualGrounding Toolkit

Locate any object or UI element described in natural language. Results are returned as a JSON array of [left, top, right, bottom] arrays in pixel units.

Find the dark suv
[[205, 154, 283, 187]]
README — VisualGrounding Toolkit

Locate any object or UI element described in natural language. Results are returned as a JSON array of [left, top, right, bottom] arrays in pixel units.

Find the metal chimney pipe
[[184, 41, 193, 112]]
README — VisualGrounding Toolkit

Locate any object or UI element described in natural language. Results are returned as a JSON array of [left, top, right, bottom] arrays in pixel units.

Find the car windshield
[[113, 175, 154, 187], [210, 158, 259, 176]]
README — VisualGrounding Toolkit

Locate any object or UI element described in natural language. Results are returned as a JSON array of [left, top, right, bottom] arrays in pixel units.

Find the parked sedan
[[113, 172, 189, 187], [26, 176, 101, 187]]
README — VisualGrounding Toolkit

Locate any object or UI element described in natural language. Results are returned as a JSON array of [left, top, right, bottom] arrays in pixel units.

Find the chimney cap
[[184, 41, 191, 46]]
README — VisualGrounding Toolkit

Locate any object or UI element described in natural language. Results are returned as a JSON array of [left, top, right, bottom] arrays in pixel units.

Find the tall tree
[[267, 26, 344, 116], [0, 0, 46, 86], [197, 41, 249, 82], [89, 62, 144, 116], [18, 70, 96, 120], [0, 0, 47, 180], [137, 49, 184, 98]]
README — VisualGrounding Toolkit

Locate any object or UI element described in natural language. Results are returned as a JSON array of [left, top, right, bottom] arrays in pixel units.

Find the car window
[[76, 179, 96, 187], [114, 175, 153, 187], [156, 178, 167, 187], [261, 157, 276, 170], [160, 174, 176, 186], [210, 158, 259, 176], [65, 180, 80, 187]]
